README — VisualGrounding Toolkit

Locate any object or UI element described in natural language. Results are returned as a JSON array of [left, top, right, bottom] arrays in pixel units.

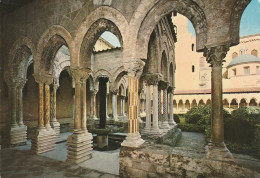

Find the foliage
[[174, 114, 180, 123], [178, 123, 205, 133]]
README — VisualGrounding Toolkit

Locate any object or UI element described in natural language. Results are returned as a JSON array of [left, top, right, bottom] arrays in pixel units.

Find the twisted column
[[45, 84, 51, 129], [168, 87, 176, 125], [90, 90, 98, 120], [158, 88, 162, 124], [142, 85, 151, 134], [205, 45, 233, 161]]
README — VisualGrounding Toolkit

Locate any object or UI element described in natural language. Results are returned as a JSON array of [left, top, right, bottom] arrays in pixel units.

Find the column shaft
[[168, 92, 175, 125], [45, 84, 51, 129], [17, 86, 24, 126], [143, 85, 151, 133], [81, 80, 87, 130], [11, 86, 18, 127], [153, 85, 159, 130], [38, 83, 45, 129], [112, 93, 118, 120], [74, 80, 81, 130]]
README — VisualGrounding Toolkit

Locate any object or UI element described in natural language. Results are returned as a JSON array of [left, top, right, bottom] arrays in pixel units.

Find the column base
[[161, 121, 170, 132], [168, 119, 176, 126], [121, 132, 145, 148], [205, 142, 234, 162], [31, 128, 56, 154], [10, 125, 27, 146], [141, 127, 151, 135], [66, 131, 93, 164], [51, 121, 60, 137], [150, 127, 163, 136], [97, 135, 108, 149]]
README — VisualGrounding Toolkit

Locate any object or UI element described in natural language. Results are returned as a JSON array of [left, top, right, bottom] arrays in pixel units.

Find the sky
[[102, 0, 260, 46], [188, 0, 260, 37]]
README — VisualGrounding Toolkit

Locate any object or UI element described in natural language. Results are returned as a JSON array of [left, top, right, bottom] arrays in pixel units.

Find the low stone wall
[[120, 143, 260, 178]]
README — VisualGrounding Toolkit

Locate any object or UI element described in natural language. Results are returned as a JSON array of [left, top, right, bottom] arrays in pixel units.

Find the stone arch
[[185, 100, 190, 110], [75, 6, 127, 67], [232, 52, 238, 59], [36, 25, 73, 75], [239, 98, 247, 107], [206, 99, 211, 105], [161, 51, 168, 81], [249, 98, 257, 106], [135, 0, 207, 60], [223, 99, 229, 108], [173, 99, 177, 110], [191, 99, 197, 108], [94, 69, 112, 90], [87, 75, 95, 91], [230, 0, 251, 46], [178, 100, 184, 111], [5, 36, 36, 82], [198, 99, 205, 106], [230, 98, 238, 109], [112, 68, 128, 91]]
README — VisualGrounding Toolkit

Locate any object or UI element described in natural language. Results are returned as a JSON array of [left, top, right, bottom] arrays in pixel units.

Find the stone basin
[[89, 125, 124, 135]]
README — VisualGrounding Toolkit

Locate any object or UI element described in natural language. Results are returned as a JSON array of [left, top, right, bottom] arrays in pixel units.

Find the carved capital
[[167, 86, 174, 94], [204, 45, 230, 67], [70, 67, 91, 83], [110, 89, 119, 95], [33, 73, 53, 85], [127, 58, 145, 78], [7, 77, 27, 88], [144, 73, 162, 86], [159, 81, 169, 90], [90, 89, 98, 95]]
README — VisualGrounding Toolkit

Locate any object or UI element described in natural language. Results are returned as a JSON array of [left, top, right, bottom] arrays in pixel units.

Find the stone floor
[[1, 131, 259, 177]]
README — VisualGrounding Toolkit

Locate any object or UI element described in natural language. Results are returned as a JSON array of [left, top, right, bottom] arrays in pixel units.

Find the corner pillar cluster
[[31, 74, 56, 154], [66, 67, 93, 164], [8, 77, 27, 146]]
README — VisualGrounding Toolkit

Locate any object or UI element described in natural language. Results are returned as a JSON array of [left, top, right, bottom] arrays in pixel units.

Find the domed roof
[[227, 54, 260, 68]]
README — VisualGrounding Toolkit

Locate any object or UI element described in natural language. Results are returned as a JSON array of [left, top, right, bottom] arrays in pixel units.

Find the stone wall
[[120, 143, 260, 178]]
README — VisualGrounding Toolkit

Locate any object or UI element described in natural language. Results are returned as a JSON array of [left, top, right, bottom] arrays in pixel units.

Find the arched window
[[249, 98, 257, 106], [232, 52, 238, 59], [192, 65, 195, 72], [191, 43, 194, 51], [251, 49, 258, 57], [256, 66, 260, 74]]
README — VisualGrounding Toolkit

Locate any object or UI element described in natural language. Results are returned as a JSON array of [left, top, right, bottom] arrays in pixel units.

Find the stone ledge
[[119, 142, 260, 178]]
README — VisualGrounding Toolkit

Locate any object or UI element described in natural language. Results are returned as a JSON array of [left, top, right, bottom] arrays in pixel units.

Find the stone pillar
[[111, 91, 118, 121], [10, 83, 18, 128], [168, 87, 176, 125], [106, 93, 109, 118], [120, 96, 123, 115], [31, 74, 56, 154], [50, 83, 60, 137], [161, 83, 170, 131], [90, 90, 98, 120], [67, 67, 93, 164], [17, 79, 26, 126], [204, 45, 233, 161], [121, 76, 145, 147], [142, 85, 151, 134], [121, 96, 126, 116]]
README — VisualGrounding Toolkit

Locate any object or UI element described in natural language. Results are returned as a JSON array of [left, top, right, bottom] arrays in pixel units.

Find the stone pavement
[[0, 148, 119, 178]]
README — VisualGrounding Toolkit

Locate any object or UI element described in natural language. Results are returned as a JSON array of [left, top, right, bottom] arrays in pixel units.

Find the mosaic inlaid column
[[32, 74, 56, 154], [158, 88, 162, 126], [121, 76, 144, 147], [205, 45, 233, 161], [161, 86, 170, 131], [168, 88, 176, 125], [142, 85, 151, 134]]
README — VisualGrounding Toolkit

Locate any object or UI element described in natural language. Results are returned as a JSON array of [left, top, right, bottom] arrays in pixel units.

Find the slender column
[[168, 88, 176, 125], [106, 93, 109, 118], [158, 89, 162, 124], [122, 96, 125, 116], [111, 91, 118, 120], [45, 84, 51, 129], [161, 88, 170, 130], [142, 85, 151, 134], [38, 83, 45, 129], [121, 76, 144, 147], [10, 84, 18, 128], [120, 97, 123, 115], [81, 74, 90, 131], [90, 90, 98, 120], [50, 84, 59, 123], [17, 79, 26, 126], [205, 45, 233, 161], [71, 70, 82, 132], [150, 84, 162, 135]]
